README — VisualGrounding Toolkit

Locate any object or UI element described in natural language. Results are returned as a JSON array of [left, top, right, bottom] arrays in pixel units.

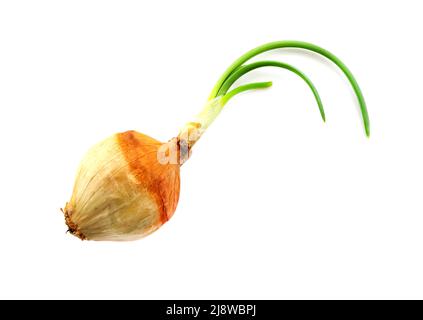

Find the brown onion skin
[[117, 131, 180, 224]]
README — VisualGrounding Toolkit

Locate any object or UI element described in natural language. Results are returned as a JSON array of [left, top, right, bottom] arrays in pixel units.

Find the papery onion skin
[[64, 131, 180, 241]]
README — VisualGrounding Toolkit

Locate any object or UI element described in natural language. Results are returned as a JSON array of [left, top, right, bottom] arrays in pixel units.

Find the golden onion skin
[[64, 131, 180, 241]]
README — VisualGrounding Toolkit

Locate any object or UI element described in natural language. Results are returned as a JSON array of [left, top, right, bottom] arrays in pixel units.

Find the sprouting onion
[[63, 40, 369, 241]]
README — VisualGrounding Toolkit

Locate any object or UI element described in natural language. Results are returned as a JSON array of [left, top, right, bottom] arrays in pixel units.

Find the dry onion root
[[63, 40, 370, 241]]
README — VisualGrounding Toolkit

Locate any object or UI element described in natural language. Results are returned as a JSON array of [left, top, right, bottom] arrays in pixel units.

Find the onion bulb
[[63, 41, 370, 241]]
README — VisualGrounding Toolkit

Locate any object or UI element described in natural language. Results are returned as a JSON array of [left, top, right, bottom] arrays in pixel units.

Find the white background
[[0, 0, 422, 299]]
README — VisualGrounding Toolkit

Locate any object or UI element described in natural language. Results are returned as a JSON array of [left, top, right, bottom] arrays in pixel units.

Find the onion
[[63, 40, 370, 241]]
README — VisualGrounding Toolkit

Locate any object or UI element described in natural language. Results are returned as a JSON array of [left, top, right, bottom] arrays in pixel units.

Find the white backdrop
[[1, 0, 422, 299]]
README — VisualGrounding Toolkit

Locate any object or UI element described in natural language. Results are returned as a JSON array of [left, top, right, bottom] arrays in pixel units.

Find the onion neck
[[176, 97, 224, 165]]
